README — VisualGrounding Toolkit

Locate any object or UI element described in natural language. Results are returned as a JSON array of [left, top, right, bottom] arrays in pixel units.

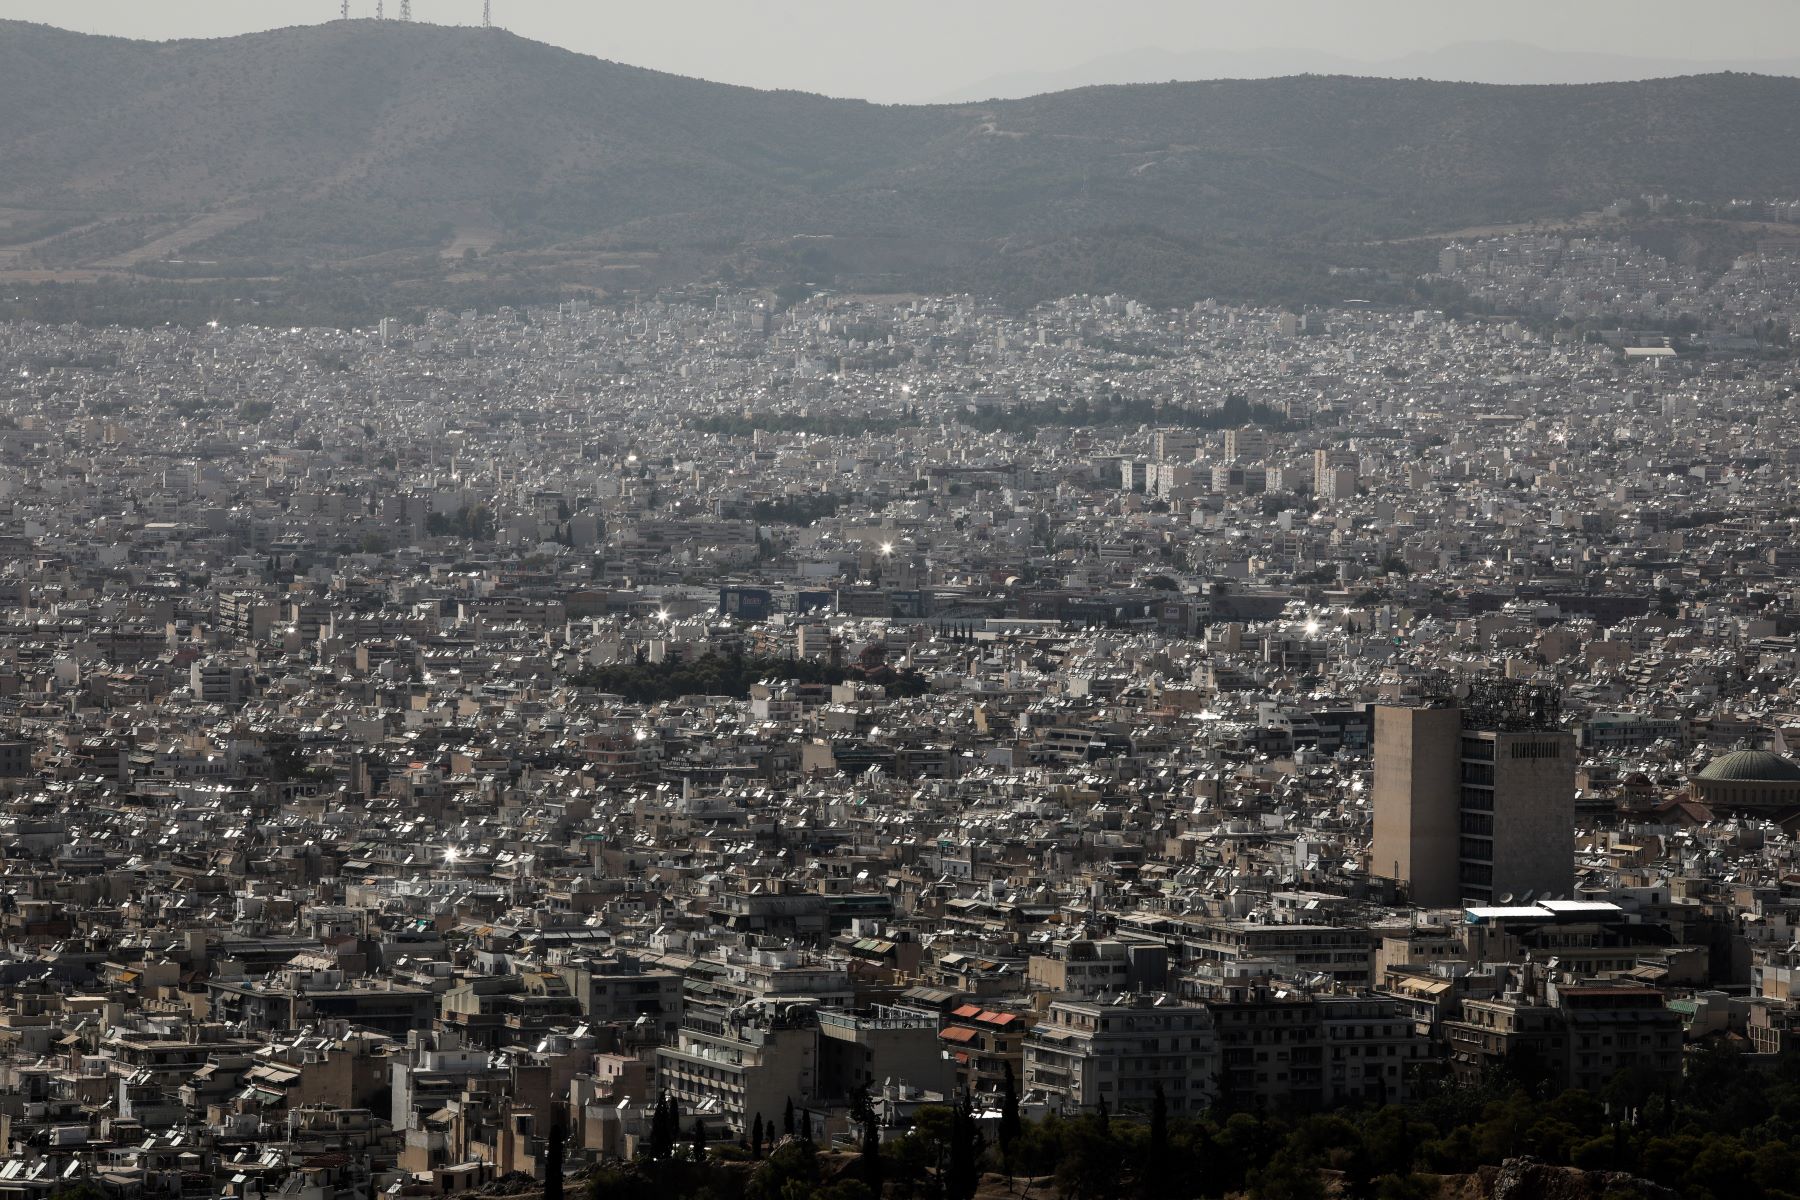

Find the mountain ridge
[[6, 20, 1800, 312], [940, 38, 1800, 103]]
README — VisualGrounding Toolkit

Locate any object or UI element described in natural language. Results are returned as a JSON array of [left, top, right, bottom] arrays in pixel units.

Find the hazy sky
[[13, 0, 1800, 103]]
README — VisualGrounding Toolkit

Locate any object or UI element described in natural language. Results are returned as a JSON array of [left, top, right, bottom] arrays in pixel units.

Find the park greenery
[[752, 494, 848, 526], [565, 650, 931, 705], [690, 393, 1289, 440], [426, 503, 499, 541], [574, 1045, 1800, 1200]]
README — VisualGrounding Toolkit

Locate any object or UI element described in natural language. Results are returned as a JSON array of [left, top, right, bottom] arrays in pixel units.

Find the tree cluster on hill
[[690, 413, 910, 438], [751, 494, 847, 525], [425, 504, 498, 541], [564, 650, 930, 705], [688, 392, 1288, 442], [957, 390, 1291, 436], [0, 268, 566, 331]]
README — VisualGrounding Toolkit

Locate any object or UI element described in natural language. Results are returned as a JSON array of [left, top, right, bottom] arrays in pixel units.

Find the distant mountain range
[[943, 39, 1800, 101], [4, 20, 1800, 315]]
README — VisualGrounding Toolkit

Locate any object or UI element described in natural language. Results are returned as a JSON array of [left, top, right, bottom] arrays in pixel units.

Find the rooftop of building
[[1696, 749, 1800, 783]]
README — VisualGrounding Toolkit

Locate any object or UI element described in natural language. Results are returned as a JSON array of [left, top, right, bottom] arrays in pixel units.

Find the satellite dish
[[1498, 892, 1515, 905], [1452, 682, 1472, 700]]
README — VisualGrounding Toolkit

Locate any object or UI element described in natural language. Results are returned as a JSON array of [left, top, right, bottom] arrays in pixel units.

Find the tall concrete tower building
[[1312, 448, 1358, 496], [1372, 683, 1574, 907]]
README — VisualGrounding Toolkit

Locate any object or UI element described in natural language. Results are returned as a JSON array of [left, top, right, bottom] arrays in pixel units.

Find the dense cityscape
[[3, 225, 1800, 1199]]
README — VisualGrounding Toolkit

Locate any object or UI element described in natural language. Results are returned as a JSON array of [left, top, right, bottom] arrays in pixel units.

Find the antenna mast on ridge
[[340, 0, 349, 19], [399, 0, 412, 17], [375, 0, 384, 18], [483, 1, 493, 28]]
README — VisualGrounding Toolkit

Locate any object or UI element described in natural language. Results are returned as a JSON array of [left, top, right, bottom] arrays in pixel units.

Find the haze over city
[[4, 5, 1800, 1200], [12, 0, 1800, 101]]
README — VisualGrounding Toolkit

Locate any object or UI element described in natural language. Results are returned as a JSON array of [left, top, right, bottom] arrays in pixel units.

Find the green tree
[[998, 1062, 1023, 1176], [1056, 1114, 1126, 1200], [650, 1094, 676, 1162], [947, 1089, 984, 1200], [748, 1141, 822, 1200], [1141, 1083, 1169, 1200], [544, 1119, 565, 1200], [1248, 1154, 1327, 1200], [854, 1085, 883, 1196], [47, 1186, 107, 1200]]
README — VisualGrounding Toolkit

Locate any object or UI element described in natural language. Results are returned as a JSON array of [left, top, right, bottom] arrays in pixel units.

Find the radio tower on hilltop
[[375, 0, 383, 17], [399, 0, 411, 18], [339, 0, 349, 18], [483, 1, 493, 28]]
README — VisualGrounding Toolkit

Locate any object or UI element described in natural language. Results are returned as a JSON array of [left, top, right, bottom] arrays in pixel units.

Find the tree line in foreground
[[579, 1045, 1800, 1200]]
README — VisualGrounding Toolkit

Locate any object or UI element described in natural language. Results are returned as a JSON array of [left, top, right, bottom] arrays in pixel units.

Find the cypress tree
[[652, 1094, 675, 1161], [784, 1097, 796, 1137], [856, 1086, 882, 1195], [998, 1061, 1022, 1172], [692, 1116, 706, 1161], [1143, 1083, 1168, 1200], [544, 1119, 564, 1200], [947, 1087, 983, 1200], [752, 1113, 765, 1159]]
